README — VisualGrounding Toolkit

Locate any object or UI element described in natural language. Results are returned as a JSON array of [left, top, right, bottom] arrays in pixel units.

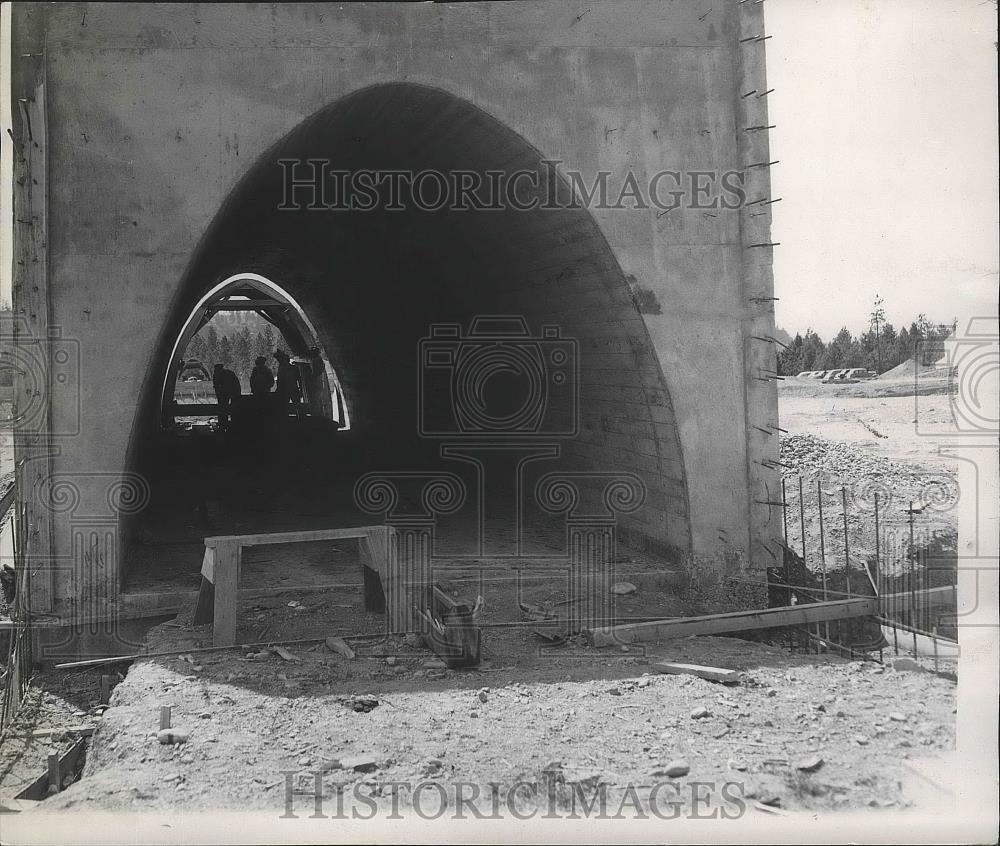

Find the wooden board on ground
[[651, 661, 740, 683], [15, 737, 87, 801], [585, 597, 878, 647]]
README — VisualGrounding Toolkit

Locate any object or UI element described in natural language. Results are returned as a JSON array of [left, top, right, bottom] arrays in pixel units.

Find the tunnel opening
[[122, 83, 692, 626], [163, 273, 350, 432]]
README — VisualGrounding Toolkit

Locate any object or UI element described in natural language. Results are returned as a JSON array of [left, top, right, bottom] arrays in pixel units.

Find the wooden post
[[47, 753, 60, 793], [212, 539, 240, 647], [11, 70, 56, 614], [159, 706, 171, 730]]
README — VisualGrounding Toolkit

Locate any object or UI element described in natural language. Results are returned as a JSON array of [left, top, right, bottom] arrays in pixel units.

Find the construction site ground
[[0, 381, 962, 822]]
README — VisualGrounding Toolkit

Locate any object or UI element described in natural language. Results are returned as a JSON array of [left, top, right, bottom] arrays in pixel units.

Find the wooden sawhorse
[[193, 525, 397, 647]]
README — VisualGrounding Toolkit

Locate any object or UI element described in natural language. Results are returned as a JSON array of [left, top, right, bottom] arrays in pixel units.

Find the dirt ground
[[34, 633, 958, 818], [0, 385, 961, 824]]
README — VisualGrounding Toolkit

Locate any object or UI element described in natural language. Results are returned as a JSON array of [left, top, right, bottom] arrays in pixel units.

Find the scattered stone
[[272, 646, 301, 662], [619, 645, 630, 653], [891, 657, 925, 673], [340, 755, 378, 773], [325, 637, 356, 659], [477, 688, 489, 703], [889, 712, 906, 722], [404, 633, 425, 649], [422, 658, 447, 670], [298, 756, 311, 766], [766, 688, 777, 698], [180, 754, 194, 765], [637, 678, 651, 688], [611, 582, 637, 595], [340, 695, 379, 713], [795, 755, 824, 773], [656, 759, 690, 778], [385, 656, 397, 667], [157, 728, 189, 745], [854, 734, 870, 746], [690, 707, 711, 720], [728, 759, 748, 772]]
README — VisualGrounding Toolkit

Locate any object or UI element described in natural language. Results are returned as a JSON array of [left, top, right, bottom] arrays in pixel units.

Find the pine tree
[[219, 335, 233, 368], [205, 325, 220, 366]]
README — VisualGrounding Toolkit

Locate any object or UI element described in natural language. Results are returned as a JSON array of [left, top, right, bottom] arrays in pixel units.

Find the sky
[[766, 0, 999, 338], [2, 2, 999, 339]]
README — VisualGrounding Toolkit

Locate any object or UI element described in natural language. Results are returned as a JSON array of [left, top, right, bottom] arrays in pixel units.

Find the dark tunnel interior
[[122, 83, 690, 596]]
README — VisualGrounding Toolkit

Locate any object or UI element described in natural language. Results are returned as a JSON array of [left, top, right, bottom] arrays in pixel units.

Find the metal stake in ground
[[817, 479, 830, 643], [908, 501, 918, 655], [876, 492, 897, 655]]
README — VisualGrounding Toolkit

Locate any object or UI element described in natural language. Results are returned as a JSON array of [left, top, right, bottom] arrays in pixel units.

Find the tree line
[[184, 320, 289, 390], [777, 309, 955, 376]]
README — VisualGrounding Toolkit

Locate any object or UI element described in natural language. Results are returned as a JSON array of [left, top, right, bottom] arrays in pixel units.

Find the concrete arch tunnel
[[123, 82, 691, 588]]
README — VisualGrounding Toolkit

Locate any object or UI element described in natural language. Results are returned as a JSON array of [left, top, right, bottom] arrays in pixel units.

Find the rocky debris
[[325, 637, 356, 659], [611, 582, 637, 595], [795, 755, 824, 773], [655, 759, 690, 778], [338, 695, 379, 713], [422, 658, 447, 670], [327, 755, 378, 773], [689, 706, 712, 720], [157, 728, 189, 745], [272, 646, 301, 663], [477, 688, 489, 704]]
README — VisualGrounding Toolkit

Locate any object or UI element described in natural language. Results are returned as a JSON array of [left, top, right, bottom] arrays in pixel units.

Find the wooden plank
[[192, 577, 215, 626], [200, 546, 216, 581], [16, 738, 87, 801], [22, 726, 95, 739], [651, 661, 740, 683], [0, 483, 15, 522], [47, 754, 60, 793], [212, 539, 240, 647], [204, 526, 382, 547], [585, 597, 877, 647]]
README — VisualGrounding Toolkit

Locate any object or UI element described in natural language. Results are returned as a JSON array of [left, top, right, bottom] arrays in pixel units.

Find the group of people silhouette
[[211, 349, 302, 433]]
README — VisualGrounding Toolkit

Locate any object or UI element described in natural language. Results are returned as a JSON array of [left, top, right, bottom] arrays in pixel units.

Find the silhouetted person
[[212, 363, 241, 432], [250, 356, 274, 396], [248, 355, 275, 434], [273, 350, 302, 424]]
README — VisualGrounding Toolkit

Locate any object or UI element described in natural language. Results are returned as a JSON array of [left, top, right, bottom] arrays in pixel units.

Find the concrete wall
[[10, 1, 779, 621]]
